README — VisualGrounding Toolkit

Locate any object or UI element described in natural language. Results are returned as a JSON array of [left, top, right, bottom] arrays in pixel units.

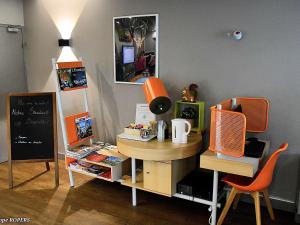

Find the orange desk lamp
[[209, 97, 269, 157], [143, 77, 171, 115]]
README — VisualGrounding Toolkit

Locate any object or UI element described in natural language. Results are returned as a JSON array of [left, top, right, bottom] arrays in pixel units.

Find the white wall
[[0, 0, 24, 26]]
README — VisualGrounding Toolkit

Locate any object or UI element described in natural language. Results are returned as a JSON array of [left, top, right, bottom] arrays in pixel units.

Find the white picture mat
[[135, 104, 156, 125]]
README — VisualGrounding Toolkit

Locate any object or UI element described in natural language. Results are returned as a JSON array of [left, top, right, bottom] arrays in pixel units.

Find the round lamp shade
[[143, 77, 171, 115]]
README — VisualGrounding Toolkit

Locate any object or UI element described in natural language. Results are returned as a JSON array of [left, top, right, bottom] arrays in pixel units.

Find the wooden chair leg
[[251, 192, 261, 225], [262, 189, 275, 220], [217, 187, 238, 225], [233, 193, 241, 210]]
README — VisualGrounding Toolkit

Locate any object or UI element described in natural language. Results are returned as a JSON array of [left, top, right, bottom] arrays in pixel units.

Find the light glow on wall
[[57, 20, 74, 39], [57, 47, 78, 62], [41, 0, 87, 61]]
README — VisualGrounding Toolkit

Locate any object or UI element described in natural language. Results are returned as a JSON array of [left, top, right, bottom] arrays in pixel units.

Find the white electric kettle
[[171, 118, 191, 144]]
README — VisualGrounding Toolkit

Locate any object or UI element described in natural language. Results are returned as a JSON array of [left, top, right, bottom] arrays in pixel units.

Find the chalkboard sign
[[7, 92, 58, 188]]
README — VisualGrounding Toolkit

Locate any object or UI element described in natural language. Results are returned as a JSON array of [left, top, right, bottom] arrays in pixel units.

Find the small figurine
[[182, 83, 198, 102]]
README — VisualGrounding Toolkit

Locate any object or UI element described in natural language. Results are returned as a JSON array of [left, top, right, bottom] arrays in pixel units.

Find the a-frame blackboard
[[7, 92, 58, 188]]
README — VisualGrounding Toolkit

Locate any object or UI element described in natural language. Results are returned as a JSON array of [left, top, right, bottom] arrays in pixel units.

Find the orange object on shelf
[[65, 112, 94, 146], [143, 77, 171, 114], [61, 86, 88, 92], [219, 98, 232, 111], [209, 97, 269, 157], [209, 106, 246, 157], [236, 97, 269, 133], [57, 61, 83, 69]]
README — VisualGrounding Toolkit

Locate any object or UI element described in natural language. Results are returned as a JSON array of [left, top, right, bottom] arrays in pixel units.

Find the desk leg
[[211, 170, 219, 225], [131, 158, 137, 206]]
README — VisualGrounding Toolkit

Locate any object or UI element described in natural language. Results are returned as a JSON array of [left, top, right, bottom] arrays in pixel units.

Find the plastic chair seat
[[223, 173, 259, 192]]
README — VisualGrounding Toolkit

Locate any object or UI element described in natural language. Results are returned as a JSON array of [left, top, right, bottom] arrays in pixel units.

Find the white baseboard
[[237, 192, 296, 213]]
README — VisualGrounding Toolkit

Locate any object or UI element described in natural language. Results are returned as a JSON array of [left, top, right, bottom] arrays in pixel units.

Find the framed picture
[[113, 14, 159, 84]]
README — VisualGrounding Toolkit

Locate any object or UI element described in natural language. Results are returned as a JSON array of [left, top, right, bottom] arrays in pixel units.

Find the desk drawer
[[144, 161, 172, 196]]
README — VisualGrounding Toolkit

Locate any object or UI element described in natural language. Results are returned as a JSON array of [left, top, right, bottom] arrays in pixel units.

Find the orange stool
[[217, 143, 288, 225]]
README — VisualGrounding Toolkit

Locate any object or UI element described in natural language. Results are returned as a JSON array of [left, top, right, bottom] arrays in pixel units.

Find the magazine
[[85, 152, 108, 162], [102, 156, 122, 166], [87, 165, 110, 175], [66, 145, 96, 159], [75, 116, 93, 140], [57, 67, 87, 90]]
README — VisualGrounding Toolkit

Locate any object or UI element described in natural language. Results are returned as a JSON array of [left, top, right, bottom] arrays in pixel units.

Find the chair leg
[[262, 189, 275, 220], [251, 192, 261, 225], [233, 193, 241, 210], [217, 187, 238, 225]]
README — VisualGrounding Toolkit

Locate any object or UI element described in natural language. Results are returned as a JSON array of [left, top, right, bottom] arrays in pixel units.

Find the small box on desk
[[124, 127, 141, 136], [177, 168, 224, 200]]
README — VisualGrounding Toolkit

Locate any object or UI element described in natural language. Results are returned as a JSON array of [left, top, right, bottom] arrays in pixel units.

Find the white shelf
[[68, 167, 112, 182], [67, 152, 128, 182]]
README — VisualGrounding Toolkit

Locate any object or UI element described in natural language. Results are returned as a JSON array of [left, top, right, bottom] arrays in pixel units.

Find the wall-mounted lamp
[[57, 38, 77, 62], [58, 39, 71, 47]]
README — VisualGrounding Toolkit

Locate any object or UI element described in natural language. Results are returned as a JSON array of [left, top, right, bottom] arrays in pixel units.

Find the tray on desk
[[118, 133, 156, 142]]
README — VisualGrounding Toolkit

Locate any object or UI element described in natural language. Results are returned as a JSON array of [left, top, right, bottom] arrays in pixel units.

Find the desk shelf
[[121, 172, 171, 197], [121, 171, 222, 207]]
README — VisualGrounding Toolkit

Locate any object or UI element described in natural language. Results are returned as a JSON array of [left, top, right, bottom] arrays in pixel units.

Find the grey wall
[[0, 0, 24, 26], [0, 26, 27, 162], [23, 0, 300, 210]]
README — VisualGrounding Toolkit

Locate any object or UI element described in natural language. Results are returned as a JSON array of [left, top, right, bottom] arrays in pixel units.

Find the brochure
[[57, 67, 87, 90]]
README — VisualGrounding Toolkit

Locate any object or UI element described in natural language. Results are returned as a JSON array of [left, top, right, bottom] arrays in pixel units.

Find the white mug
[[172, 119, 191, 144]]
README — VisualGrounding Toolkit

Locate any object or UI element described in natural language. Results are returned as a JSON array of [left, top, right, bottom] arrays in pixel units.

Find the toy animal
[[182, 83, 198, 102]]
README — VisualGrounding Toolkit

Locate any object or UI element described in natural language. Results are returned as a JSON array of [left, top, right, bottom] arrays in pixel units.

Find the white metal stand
[[131, 158, 137, 206], [211, 170, 219, 225], [68, 168, 75, 187], [52, 58, 91, 188]]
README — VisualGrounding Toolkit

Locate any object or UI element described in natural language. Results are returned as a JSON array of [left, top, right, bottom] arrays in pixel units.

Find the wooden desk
[[200, 140, 269, 177], [117, 133, 202, 205], [199, 140, 270, 225]]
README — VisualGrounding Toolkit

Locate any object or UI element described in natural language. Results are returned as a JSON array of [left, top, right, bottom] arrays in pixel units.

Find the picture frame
[[113, 14, 159, 85]]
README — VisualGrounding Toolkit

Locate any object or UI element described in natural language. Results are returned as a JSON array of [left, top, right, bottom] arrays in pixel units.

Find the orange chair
[[217, 143, 288, 225]]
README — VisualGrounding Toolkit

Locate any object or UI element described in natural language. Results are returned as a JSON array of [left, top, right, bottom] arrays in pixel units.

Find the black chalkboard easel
[[7, 92, 59, 188]]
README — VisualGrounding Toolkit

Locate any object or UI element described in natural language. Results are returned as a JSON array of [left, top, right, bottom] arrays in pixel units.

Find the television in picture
[[122, 45, 135, 64]]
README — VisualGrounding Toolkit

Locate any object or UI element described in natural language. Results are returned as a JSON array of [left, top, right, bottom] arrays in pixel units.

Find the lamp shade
[[143, 77, 171, 115]]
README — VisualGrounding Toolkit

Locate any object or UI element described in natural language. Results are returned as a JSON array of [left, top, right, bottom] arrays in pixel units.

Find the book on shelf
[[100, 171, 111, 179], [75, 116, 93, 140], [66, 145, 97, 159], [57, 67, 87, 90], [69, 161, 93, 170], [102, 156, 122, 166], [102, 144, 118, 151], [85, 152, 108, 162], [87, 165, 110, 175], [69, 161, 110, 177]]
